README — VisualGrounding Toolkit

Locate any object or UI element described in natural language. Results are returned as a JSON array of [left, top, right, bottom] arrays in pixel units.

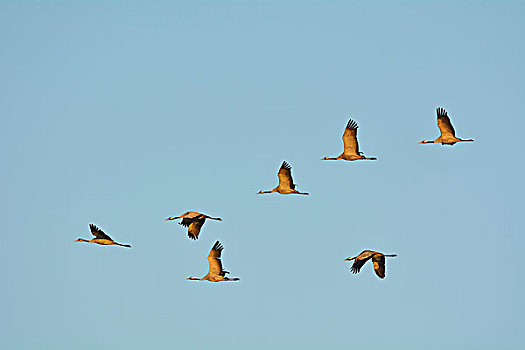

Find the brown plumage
[[165, 211, 222, 240], [74, 224, 131, 248], [322, 119, 377, 161], [345, 250, 397, 279], [257, 161, 309, 195], [419, 107, 474, 145], [187, 241, 240, 282]]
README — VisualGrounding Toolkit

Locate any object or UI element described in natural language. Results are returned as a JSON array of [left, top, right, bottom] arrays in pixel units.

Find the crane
[[74, 224, 131, 248], [257, 161, 309, 195], [322, 119, 377, 161], [345, 250, 397, 279], [419, 107, 474, 145], [187, 241, 240, 282], [165, 211, 222, 240]]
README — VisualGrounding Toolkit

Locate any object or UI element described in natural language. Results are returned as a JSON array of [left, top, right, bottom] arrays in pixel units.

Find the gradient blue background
[[1, 1, 523, 349]]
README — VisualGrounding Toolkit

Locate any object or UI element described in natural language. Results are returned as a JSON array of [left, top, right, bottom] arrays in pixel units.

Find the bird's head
[[256, 190, 264, 195], [165, 217, 177, 221], [345, 257, 355, 261], [74, 238, 85, 243], [186, 277, 200, 280], [321, 157, 329, 160]]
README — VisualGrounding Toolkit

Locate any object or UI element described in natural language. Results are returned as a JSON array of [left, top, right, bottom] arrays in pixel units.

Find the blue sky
[[1, 1, 524, 349]]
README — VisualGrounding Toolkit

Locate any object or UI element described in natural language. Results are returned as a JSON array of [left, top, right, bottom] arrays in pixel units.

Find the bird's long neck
[[419, 140, 436, 144], [258, 189, 276, 194], [75, 238, 90, 243], [321, 156, 340, 160], [187, 277, 203, 281]]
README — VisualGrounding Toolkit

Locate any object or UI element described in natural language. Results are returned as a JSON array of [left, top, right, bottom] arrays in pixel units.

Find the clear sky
[[1, 1, 524, 349]]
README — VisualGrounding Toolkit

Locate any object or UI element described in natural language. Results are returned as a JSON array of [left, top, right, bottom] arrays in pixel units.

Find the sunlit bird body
[[257, 161, 309, 195], [74, 224, 131, 248], [322, 119, 377, 161], [419, 107, 474, 145], [187, 241, 240, 282], [345, 250, 397, 279], [165, 211, 222, 240]]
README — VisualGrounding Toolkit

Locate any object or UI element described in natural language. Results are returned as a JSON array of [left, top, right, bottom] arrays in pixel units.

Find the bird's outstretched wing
[[350, 250, 375, 274], [372, 254, 386, 279], [277, 161, 295, 190], [89, 224, 112, 240], [436, 107, 456, 138], [179, 217, 194, 227], [188, 218, 205, 240], [342, 119, 360, 156], [208, 241, 224, 276]]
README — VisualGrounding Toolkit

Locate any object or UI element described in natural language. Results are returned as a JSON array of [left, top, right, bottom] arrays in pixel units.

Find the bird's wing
[[89, 224, 112, 240], [342, 119, 360, 156], [187, 218, 205, 240], [208, 241, 224, 276], [179, 217, 195, 227], [277, 161, 295, 190], [372, 254, 386, 279], [350, 250, 375, 274], [350, 258, 368, 274], [436, 108, 456, 138]]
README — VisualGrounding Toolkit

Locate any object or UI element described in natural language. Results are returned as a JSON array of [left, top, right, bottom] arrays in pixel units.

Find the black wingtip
[[212, 240, 224, 251], [436, 107, 447, 117], [346, 119, 359, 130], [281, 161, 292, 170]]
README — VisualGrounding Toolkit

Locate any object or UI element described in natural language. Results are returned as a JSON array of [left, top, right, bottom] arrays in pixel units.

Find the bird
[[419, 107, 474, 145], [257, 161, 309, 195], [321, 119, 377, 161], [345, 250, 397, 279], [74, 224, 131, 248], [187, 241, 240, 282], [165, 211, 222, 240]]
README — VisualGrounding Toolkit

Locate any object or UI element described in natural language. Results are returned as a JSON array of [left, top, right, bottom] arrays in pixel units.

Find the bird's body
[[257, 161, 309, 195], [74, 224, 131, 248], [419, 107, 474, 145], [345, 250, 397, 279], [322, 119, 377, 161], [165, 211, 222, 240], [187, 241, 239, 282]]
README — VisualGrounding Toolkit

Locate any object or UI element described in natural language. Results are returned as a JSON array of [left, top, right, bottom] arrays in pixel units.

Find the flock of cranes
[[74, 107, 473, 280]]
